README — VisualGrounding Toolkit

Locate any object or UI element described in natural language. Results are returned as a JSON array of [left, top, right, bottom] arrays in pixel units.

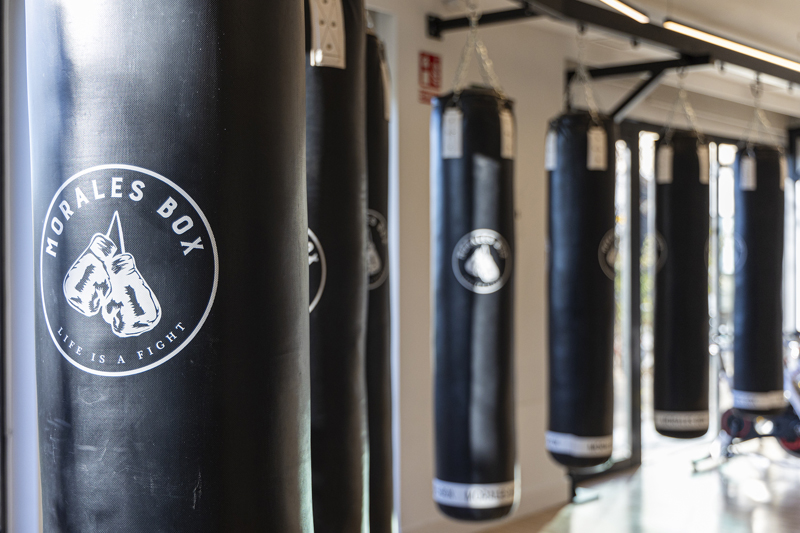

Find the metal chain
[[573, 29, 601, 125], [452, 0, 505, 99], [743, 76, 784, 153]]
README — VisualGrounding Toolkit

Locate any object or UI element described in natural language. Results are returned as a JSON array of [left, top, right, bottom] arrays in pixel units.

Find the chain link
[[742, 76, 784, 153], [451, 0, 505, 99], [572, 29, 601, 125], [664, 68, 705, 146]]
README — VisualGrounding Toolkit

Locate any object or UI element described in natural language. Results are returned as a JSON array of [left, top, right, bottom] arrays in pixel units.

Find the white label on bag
[[500, 109, 515, 160], [587, 126, 607, 171], [780, 154, 788, 191], [654, 410, 709, 431], [308, 0, 346, 69], [433, 479, 515, 509], [740, 156, 757, 191], [698, 145, 710, 185], [545, 431, 613, 458], [733, 390, 786, 410], [442, 108, 463, 160], [657, 145, 674, 184], [545, 130, 557, 171]]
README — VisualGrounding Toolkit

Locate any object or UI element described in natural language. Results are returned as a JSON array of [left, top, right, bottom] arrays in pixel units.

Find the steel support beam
[[566, 55, 711, 83], [427, 4, 539, 39]]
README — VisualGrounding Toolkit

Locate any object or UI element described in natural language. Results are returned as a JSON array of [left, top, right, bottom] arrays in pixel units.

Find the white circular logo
[[308, 229, 327, 312], [598, 229, 618, 280], [367, 209, 389, 290], [40, 165, 218, 377], [452, 229, 512, 294]]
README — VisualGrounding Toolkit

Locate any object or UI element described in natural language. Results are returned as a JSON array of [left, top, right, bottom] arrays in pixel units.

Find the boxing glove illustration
[[63, 211, 162, 338], [102, 253, 161, 338], [63, 234, 118, 316], [465, 244, 500, 284], [367, 230, 382, 276]]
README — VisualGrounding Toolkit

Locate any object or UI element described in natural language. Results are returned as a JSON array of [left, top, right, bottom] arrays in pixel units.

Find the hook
[[750, 74, 763, 100]]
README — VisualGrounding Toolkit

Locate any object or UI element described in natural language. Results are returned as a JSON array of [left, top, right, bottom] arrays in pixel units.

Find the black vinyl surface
[[431, 88, 516, 521], [653, 133, 710, 439], [27, 1, 312, 531], [547, 112, 616, 467], [366, 32, 394, 533], [305, 0, 369, 531], [734, 146, 785, 416]]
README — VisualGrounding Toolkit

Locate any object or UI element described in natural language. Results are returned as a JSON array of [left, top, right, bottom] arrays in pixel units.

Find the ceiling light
[[664, 20, 800, 73], [598, 0, 650, 24]]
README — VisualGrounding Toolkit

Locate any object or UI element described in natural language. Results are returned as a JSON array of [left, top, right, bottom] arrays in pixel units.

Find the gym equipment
[[431, 86, 516, 521], [28, 0, 312, 530], [546, 111, 616, 467], [653, 132, 710, 439], [306, 0, 369, 531], [733, 145, 786, 416], [365, 30, 394, 533]]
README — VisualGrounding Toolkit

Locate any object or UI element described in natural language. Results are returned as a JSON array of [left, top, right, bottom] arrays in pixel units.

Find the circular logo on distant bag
[[40, 164, 218, 377], [598, 229, 617, 280], [655, 232, 668, 273], [308, 229, 327, 312], [452, 229, 512, 294], [367, 210, 389, 290]]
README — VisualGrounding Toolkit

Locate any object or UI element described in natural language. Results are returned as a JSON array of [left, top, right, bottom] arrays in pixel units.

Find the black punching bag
[[366, 31, 394, 533], [431, 88, 516, 521], [653, 134, 710, 438], [547, 112, 615, 467], [27, 1, 312, 531], [734, 146, 786, 416], [305, 0, 369, 531]]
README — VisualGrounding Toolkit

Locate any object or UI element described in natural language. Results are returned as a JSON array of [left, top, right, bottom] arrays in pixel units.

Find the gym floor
[[483, 439, 800, 533]]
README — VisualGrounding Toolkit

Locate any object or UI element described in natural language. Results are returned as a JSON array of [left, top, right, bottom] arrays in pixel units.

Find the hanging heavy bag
[[366, 30, 394, 533], [653, 133, 711, 439], [28, 1, 312, 531], [305, 0, 369, 531], [431, 86, 516, 521], [734, 145, 787, 416], [546, 111, 616, 467]]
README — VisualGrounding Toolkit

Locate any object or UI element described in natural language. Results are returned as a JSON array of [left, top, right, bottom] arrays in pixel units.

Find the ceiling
[[630, 0, 800, 60], [437, 0, 800, 119], [441, 0, 800, 60]]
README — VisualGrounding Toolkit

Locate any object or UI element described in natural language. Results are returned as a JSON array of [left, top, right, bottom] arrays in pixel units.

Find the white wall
[[366, 1, 573, 531]]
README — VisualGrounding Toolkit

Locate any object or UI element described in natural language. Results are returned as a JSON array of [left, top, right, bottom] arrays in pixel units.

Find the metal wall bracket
[[565, 55, 711, 122], [565, 55, 711, 84]]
